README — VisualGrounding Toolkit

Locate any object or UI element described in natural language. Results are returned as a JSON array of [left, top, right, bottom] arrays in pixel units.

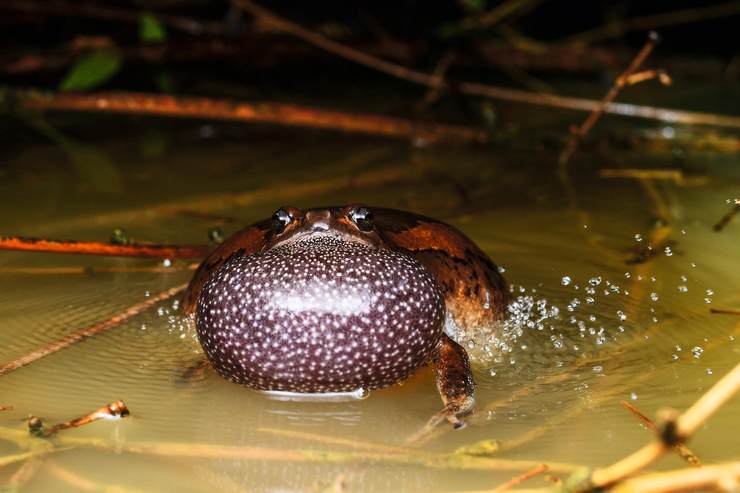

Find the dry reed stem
[[620, 401, 701, 466], [0, 284, 187, 376], [0, 236, 211, 259], [609, 461, 740, 493], [559, 32, 660, 165], [585, 362, 740, 490], [492, 463, 548, 492], [232, 0, 740, 129], [15, 90, 489, 144]]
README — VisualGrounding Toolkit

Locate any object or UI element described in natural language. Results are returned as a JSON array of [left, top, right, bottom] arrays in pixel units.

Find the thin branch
[[713, 204, 740, 232], [12, 90, 489, 145], [583, 363, 740, 491], [0, 236, 211, 259], [492, 464, 548, 492], [231, 0, 740, 129], [559, 32, 661, 165], [0, 283, 187, 376], [0, 0, 225, 36], [29, 401, 130, 438], [561, 1, 740, 46], [620, 401, 701, 466]]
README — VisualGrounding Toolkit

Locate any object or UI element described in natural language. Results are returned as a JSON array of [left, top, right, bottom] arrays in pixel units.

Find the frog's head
[[262, 205, 385, 251]]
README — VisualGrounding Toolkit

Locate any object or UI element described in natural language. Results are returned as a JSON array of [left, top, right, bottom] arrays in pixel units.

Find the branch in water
[[12, 90, 490, 145], [0, 235, 212, 259], [0, 284, 187, 376], [28, 401, 130, 438]]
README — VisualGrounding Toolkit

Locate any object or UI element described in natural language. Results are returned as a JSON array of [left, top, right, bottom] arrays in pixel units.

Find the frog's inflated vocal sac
[[181, 205, 509, 426]]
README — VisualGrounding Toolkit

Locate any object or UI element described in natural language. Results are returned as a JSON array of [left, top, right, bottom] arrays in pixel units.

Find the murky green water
[[0, 118, 738, 492]]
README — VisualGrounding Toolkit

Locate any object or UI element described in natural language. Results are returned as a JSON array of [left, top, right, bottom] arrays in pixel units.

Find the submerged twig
[[492, 463, 548, 492], [0, 236, 211, 259], [0, 283, 187, 376], [578, 363, 740, 491], [13, 90, 489, 145], [232, 0, 740, 129], [28, 401, 130, 438], [559, 32, 661, 165], [713, 204, 740, 232], [620, 401, 701, 466], [709, 308, 740, 316]]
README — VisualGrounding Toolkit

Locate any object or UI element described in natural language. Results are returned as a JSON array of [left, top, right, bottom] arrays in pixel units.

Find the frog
[[181, 205, 509, 427]]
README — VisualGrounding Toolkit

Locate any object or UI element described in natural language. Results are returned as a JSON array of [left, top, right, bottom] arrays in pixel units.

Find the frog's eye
[[349, 207, 374, 232], [271, 208, 293, 234]]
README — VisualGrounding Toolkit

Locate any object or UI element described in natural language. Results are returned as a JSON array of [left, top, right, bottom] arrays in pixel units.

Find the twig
[[559, 32, 661, 165], [0, 283, 187, 376], [29, 401, 130, 438], [600, 169, 684, 183], [0, 0, 225, 35], [12, 90, 490, 145], [580, 363, 740, 491], [713, 204, 740, 232], [492, 464, 548, 492], [609, 462, 740, 493], [620, 401, 701, 466], [0, 236, 210, 259], [232, 0, 740, 129], [455, 0, 542, 33], [710, 308, 740, 316], [561, 1, 740, 46]]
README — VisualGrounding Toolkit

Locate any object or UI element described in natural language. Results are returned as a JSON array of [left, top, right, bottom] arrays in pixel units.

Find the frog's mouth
[[267, 226, 380, 251]]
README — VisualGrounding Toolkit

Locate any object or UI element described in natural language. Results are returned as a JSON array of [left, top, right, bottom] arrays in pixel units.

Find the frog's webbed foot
[[433, 334, 476, 428]]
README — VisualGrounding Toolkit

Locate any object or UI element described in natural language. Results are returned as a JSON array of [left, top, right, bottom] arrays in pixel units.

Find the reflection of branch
[[610, 462, 740, 493], [232, 0, 740, 129], [582, 363, 740, 491], [14, 90, 489, 144], [0, 284, 187, 376], [0, 236, 210, 259]]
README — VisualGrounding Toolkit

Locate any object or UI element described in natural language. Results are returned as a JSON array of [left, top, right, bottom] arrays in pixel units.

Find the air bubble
[[561, 276, 572, 286], [650, 292, 659, 302]]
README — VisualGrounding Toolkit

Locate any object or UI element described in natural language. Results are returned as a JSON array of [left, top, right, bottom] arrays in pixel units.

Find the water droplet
[[497, 265, 506, 274], [680, 275, 688, 282], [489, 369, 497, 376], [585, 297, 595, 304], [672, 354, 679, 360], [617, 310, 627, 321], [634, 234, 643, 242], [704, 298, 712, 304], [690, 262, 697, 268], [144, 291, 151, 298], [630, 392, 637, 400], [140, 323, 147, 331], [561, 276, 572, 286], [588, 276, 602, 286], [677, 285, 688, 293], [592, 365, 603, 373], [691, 346, 704, 359], [162, 258, 172, 267], [624, 272, 631, 279], [650, 292, 659, 302], [706, 289, 714, 296], [706, 368, 713, 375], [664, 246, 673, 257]]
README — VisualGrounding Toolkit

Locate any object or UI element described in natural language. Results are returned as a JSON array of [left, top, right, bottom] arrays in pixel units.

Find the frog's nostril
[[313, 222, 329, 231]]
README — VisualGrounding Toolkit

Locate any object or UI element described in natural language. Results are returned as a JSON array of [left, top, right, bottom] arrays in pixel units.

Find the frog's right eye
[[271, 208, 293, 234]]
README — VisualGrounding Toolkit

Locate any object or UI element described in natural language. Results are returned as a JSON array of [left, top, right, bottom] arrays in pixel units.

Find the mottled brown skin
[[182, 205, 509, 426]]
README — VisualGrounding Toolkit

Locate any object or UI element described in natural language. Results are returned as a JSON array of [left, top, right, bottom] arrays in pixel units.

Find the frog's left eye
[[271, 208, 293, 234], [349, 207, 374, 232]]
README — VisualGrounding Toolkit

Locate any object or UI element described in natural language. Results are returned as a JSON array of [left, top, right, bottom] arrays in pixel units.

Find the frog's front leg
[[432, 334, 475, 429]]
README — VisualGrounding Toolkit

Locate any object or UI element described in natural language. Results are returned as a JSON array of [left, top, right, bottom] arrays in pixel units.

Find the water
[[0, 118, 738, 492]]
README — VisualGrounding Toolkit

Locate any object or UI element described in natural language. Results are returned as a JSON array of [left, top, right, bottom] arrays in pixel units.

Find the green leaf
[[60, 50, 122, 92], [139, 13, 167, 43]]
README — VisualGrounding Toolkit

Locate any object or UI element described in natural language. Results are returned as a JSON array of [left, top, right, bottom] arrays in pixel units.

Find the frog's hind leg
[[432, 334, 476, 429]]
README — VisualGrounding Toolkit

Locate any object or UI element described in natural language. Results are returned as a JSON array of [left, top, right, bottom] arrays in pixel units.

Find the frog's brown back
[[373, 208, 510, 332]]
